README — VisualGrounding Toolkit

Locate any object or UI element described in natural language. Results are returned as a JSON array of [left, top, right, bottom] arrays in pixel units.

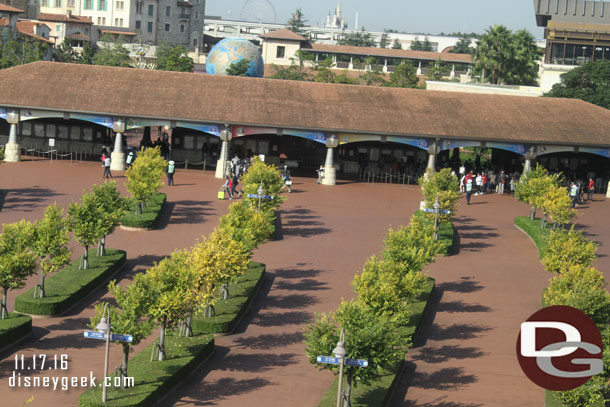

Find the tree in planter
[[92, 278, 155, 380], [91, 181, 128, 256], [530, 175, 560, 228], [190, 229, 249, 313], [515, 164, 551, 220], [0, 220, 37, 319], [541, 227, 598, 273], [33, 203, 71, 299], [68, 190, 103, 270], [382, 215, 442, 273], [542, 184, 575, 229], [418, 168, 460, 222], [144, 250, 196, 361], [125, 147, 167, 215], [304, 300, 406, 406], [218, 201, 274, 256], [241, 158, 286, 213], [352, 256, 428, 323]]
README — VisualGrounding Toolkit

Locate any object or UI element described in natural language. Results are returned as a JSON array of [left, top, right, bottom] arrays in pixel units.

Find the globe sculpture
[[206, 38, 265, 77]]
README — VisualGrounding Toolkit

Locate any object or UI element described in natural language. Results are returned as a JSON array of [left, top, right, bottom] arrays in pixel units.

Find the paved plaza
[[0, 158, 609, 406]]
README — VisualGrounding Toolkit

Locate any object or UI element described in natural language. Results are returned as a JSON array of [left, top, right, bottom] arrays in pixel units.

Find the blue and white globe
[[206, 38, 264, 77]]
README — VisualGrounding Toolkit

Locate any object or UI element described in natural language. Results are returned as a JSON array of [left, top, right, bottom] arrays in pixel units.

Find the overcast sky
[[206, 0, 544, 38]]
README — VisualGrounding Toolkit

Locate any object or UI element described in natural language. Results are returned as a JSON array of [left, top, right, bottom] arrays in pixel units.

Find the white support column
[[427, 140, 438, 173], [322, 134, 338, 186], [524, 146, 537, 175], [348, 57, 353, 70], [383, 59, 388, 73], [215, 126, 232, 179], [450, 64, 456, 79], [417, 61, 422, 76], [4, 123, 20, 162], [110, 132, 125, 171]]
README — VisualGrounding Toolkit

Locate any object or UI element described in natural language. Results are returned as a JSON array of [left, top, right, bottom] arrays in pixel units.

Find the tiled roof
[[304, 43, 473, 64], [67, 32, 90, 41], [37, 13, 93, 24], [16, 20, 53, 43], [0, 3, 23, 13], [100, 29, 136, 36], [0, 62, 609, 147], [259, 28, 308, 42], [0, 17, 9, 26]]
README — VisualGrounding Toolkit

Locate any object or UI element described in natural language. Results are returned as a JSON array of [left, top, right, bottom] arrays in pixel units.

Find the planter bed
[[0, 313, 32, 350], [14, 249, 126, 316], [121, 193, 166, 229]]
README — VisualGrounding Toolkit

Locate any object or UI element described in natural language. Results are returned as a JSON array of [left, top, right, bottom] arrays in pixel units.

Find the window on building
[[193, 38, 197, 47], [148, 4, 153, 16], [135, 20, 141, 29], [54, 0, 61, 7], [85, 27, 89, 34], [116, 1, 123, 10], [97, 17, 101, 25], [67, 0, 74, 7], [165, 6, 170, 17], [165, 23, 170, 32], [41, 0, 48, 7], [195, 11, 198, 20], [180, 24, 185, 33], [84, 0, 91, 9], [56, 24, 61, 31], [276, 46, 285, 59], [99, 0, 106, 11], [135, 1, 142, 13], [114, 18, 118, 26], [147, 21, 153, 32], [102, 17, 106, 25]]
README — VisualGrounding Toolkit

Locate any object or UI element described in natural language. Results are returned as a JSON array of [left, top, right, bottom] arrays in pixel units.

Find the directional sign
[[316, 356, 368, 368], [423, 208, 451, 214], [246, 194, 274, 200], [83, 331, 133, 343]]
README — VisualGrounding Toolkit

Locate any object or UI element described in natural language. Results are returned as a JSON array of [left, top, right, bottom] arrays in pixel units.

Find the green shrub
[[191, 262, 265, 334], [78, 334, 214, 407], [240, 158, 286, 213], [382, 215, 442, 273], [541, 227, 598, 273], [15, 249, 126, 315], [0, 312, 31, 349], [218, 201, 274, 254], [544, 265, 610, 325], [553, 374, 606, 407], [121, 193, 166, 229], [418, 168, 460, 222]]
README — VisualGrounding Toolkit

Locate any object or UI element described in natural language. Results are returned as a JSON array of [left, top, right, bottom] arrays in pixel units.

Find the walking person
[[465, 176, 474, 205], [317, 165, 325, 184], [569, 182, 579, 208], [223, 175, 233, 200], [283, 168, 292, 193], [126, 150, 135, 169], [103, 154, 112, 178], [167, 160, 175, 186], [230, 172, 240, 197], [588, 178, 595, 202], [497, 170, 505, 195]]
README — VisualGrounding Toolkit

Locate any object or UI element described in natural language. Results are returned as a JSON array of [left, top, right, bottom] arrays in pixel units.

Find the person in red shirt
[[588, 178, 595, 202], [481, 173, 488, 194]]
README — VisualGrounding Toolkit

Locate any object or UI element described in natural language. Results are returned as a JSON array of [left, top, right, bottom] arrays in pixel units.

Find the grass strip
[[318, 277, 436, 407], [192, 262, 265, 334], [122, 193, 166, 229], [0, 312, 32, 349], [78, 333, 214, 407], [514, 216, 552, 258], [415, 210, 455, 255], [14, 249, 126, 315]]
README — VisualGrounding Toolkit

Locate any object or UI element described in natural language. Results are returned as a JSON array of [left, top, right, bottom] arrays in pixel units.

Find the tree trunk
[[158, 318, 166, 361], [135, 201, 143, 215], [541, 213, 547, 229], [530, 206, 536, 220], [205, 304, 215, 318], [1, 288, 8, 320], [98, 236, 106, 257], [82, 245, 89, 270], [185, 312, 193, 338], [222, 283, 229, 300], [342, 372, 354, 407], [121, 344, 130, 389], [37, 271, 46, 299]]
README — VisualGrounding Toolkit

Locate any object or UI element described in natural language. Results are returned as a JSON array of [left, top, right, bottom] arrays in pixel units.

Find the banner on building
[[580, 147, 610, 158], [233, 126, 278, 137], [487, 142, 526, 156], [284, 130, 327, 144], [337, 133, 382, 145], [387, 136, 430, 150], [72, 113, 114, 128], [126, 118, 171, 130], [0, 107, 6, 120], [536, 145, 576, 155], [176, 122, 221, 136], [440, 139, 482, 151], [20, 109, 64, 121]]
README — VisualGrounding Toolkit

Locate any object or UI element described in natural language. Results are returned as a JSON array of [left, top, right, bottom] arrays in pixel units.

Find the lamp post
[[433, 194, 440, 241], [96, 304, 111, 403], [333, 328, 347, 407], [257, 181, 264, 213]]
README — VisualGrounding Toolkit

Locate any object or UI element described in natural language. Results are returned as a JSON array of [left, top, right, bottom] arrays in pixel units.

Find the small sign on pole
[[48, 138, 55, 147], [424, 208, 451, 214], [317, 356, 368, 368], [83, 331, 133, 343]]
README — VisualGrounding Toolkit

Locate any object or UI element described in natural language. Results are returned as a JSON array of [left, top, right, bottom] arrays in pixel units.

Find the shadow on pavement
[[0, 187, 63, 212], [233, 332, 304, 350]]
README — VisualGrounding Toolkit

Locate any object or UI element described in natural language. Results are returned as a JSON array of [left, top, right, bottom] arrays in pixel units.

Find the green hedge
[[122, 193, 166, 229], [15, 249, 126, 316], [318, 277, 436, 407], [192, 262, 265, 334], [0, 313, 32, 349], [79, 334, 214, 407], [514, 216, 551, 258], [414, 210, 455, 255]]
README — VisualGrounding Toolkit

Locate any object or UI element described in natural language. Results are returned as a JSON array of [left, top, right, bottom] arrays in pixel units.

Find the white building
[[325, 0, 345, 30]]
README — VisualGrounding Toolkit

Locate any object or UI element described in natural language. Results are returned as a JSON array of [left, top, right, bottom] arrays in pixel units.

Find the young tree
[[90, 181, 128, 256], [515, 164, 549, 219], [359, 68, 386, 86], [68, 190, 103, 270], [157, 43, 194, 72], [218, 201, 274, 256], [125, 147, 167, 214], [530, 175, 560, 228], [542, 184, 576, 229], [313, 56, 337, 83], [226, 58, 251, 76], [78, 41, 95, 64], [55, 39, 77, 63], [190, 229, 249, 308], [144, 250, 196, 360], [385, 61, 418, 88], [33, 203, 71, 299], [542, 227, 598, 273], [270, 50, 314, 81], [286, 8, 308, 37], [545, 60, 610, 110], [392, 38, 402, 50], [427, 59, 446, 81], [0, 35, 47, 69], [450, 36, 475, 54], [410, 36, 433, 51], [93, 34, 132, 67], [304, 300, 406, 406], [337, 28, 377, 48], [241, 158, 286, 213], [0, 220, 37, 319], [418, 168, 460, 221]]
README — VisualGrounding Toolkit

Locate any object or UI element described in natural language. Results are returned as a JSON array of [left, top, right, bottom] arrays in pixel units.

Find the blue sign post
[[424, 208, 451, 214], [317, 356, 368, 368], [84, 331, 133, 343]]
